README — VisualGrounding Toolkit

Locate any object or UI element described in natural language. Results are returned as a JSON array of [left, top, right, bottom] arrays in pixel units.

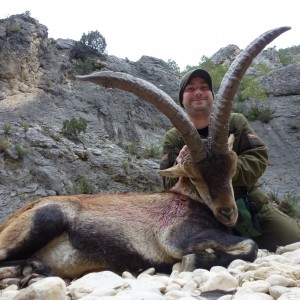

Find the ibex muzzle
[[0, 27, 291, 279]]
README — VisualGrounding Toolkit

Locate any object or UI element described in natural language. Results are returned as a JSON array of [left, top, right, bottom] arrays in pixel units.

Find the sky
[[1, 0, 299, 70]]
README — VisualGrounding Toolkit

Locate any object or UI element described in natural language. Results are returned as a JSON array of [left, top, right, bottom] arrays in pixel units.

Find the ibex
[[0, 27, 290, 280]]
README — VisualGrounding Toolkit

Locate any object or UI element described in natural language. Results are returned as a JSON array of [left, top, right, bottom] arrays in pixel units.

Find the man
[[160, 68, 300, 252]]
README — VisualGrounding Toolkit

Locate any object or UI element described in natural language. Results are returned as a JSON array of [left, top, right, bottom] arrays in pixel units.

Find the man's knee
[[258, 203, 300, 246]]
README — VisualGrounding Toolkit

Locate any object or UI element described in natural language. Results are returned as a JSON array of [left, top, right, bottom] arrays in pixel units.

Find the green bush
[[15, 145, 28, 160], [124, 143, 138, 156], [167, 59, 180, 74], [278, 46, 300, 65], [254, 63, 271, 76], [141, 144, 161, 158], [62, 117, 87, 139], [80, 30, 107, 54], [74, 175, 93, 194], [3, 124, 11, 135], [236, 75, 267, 102], [74, 58, 95, 75], [244, 101, 273, 123], [0, 137, 10, 152]]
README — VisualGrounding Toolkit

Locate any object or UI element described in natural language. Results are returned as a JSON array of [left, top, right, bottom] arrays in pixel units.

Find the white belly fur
[[34, 233, 105, 278]]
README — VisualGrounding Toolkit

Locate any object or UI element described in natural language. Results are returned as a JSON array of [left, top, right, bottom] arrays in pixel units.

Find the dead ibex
[[0, 27, 290, 279]]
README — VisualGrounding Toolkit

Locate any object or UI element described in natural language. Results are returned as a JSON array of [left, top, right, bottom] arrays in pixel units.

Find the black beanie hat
[[179, 69, 213, 107]]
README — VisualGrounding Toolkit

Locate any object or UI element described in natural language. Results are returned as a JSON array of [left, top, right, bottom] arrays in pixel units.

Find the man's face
[[182, 77, 213, 115]]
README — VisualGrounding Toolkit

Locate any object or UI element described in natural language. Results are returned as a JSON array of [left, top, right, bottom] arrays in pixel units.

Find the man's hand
[[176, 145, 189, 164], [228, 134, 235, 150]]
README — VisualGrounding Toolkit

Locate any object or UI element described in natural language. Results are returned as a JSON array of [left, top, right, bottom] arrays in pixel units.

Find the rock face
[[259, 63, 300, 96], [0, 13, 299, 223]]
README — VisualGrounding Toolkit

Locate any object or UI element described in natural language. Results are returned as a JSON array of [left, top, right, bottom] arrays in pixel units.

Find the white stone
[[3, 284, 18, 291], [234, 290, 274, 300], [218, 296, 233, 300], [81, 286, 119, 298], [13, 277, 66, 300], [227, 259, 249, 270], [139, 267, 155, 276], [255, 254, 291, 265], [122, 271, 136, 279], [181, 280, 197, 292], [192, 268, 210, 277], [192, 269, 210, 284], [276, 242, 300, 254], [170, 270, 179, 278], [164, 290, 198, 299], [210, 266, 228, 273], [125, 277, 165, 293], [277, 289, 300, 300], [269, 285, 291, 299], [178, 271, 194, 281], [151, 274, 173, 286], [172, 278, 188, 287], [239, 270, 256, 283], [200, 272, 238, 292], [68, 271, 126, 299], [178, 297, 206, 300], [165, 282, 181, 293], [266, 274, 297, 287], [0, 290, 20, 300], [242, 280, 271, 293], [113, 290, 164, 300]]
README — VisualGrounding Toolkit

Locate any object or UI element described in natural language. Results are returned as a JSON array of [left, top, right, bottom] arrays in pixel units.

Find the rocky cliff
[[0, 14, 299, 223]]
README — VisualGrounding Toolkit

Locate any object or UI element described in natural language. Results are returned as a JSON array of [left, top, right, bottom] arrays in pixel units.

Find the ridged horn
[[76, 72, 207, 162], [209, 26, 291, 154]]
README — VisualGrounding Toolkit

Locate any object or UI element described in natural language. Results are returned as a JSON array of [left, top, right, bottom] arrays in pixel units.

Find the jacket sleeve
[[231, 114, 269, 187], [160, 129, 183, 190]]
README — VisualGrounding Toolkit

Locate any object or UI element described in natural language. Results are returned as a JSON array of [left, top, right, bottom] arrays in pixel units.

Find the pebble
[[1, 241, 300, 299]]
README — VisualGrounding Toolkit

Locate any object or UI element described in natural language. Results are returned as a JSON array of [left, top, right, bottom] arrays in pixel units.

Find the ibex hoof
[[180, 254, 196, 272]]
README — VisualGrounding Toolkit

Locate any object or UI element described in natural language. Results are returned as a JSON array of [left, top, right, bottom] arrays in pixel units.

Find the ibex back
[[0, 27, 291, 279]]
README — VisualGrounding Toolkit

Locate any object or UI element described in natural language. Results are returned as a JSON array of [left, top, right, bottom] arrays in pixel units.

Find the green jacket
[[160, 113, 269, 210]]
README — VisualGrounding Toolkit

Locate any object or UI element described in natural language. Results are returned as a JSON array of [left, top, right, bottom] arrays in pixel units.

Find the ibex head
[[77, 27, 290, 227]]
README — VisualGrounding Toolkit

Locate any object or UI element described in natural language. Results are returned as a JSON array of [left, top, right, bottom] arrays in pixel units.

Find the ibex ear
[[158, 164, 187, 178], [228, 134, 235, 151]]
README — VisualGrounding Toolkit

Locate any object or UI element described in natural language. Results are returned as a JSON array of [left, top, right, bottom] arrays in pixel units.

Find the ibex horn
[[209, 26, 291, 154]]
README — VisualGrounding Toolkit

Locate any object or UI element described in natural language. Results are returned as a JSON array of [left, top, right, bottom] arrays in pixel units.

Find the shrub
[[236, 75, 267, 102], [62, 117, 87, 139], [0, 137, 10, 152], [3, 124, 11, 135], [278, 46, 300, 65], [167, 59, 180, 74], [73, 175, 93, 194], [74, 58, 95, 75], [254, 63, 271, 76], [242, 101, 273, 123], [15, 145, 28, 160], [71, 41, 97, 60], [23, 121, 30, 137], [5, 20, 21, 35], [141, 144, 161, 158], [124, 143, 138, 156], [80, 30, 107, 54]]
